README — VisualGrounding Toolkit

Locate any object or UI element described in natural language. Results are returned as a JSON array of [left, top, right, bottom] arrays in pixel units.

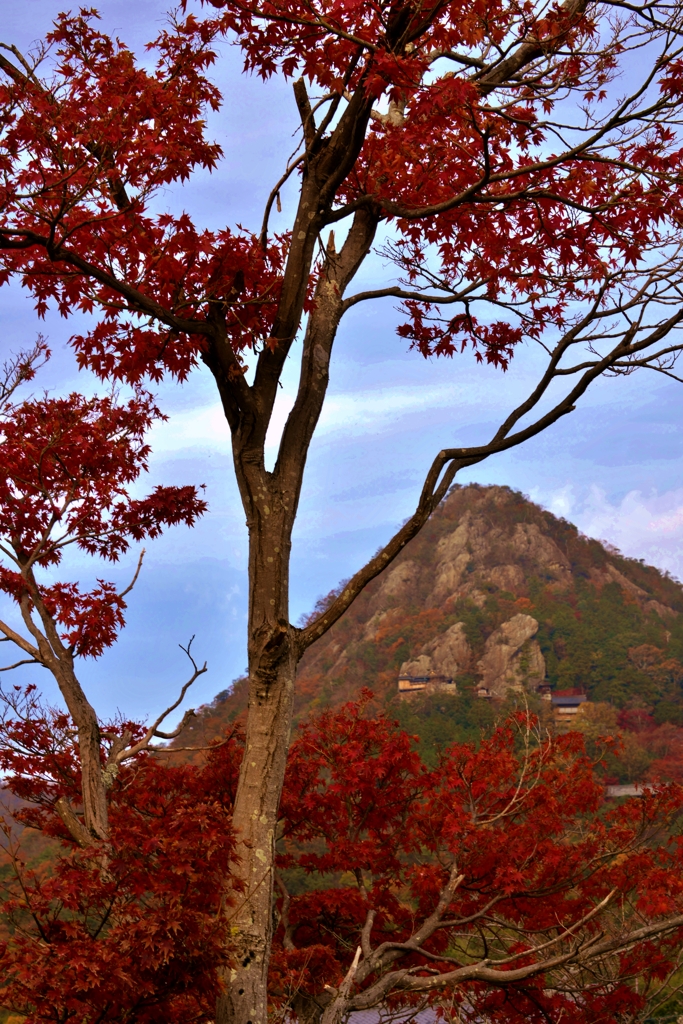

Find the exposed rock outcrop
[[380, 559, 421, 599], [428, 512, 573, 606], [429, 511, 503, 604], [509, 523, 572, 590], [283, 484, 683, 717], [476, 614, 546, 697], [188, 486, 683, 737], [400, 622, 471, 681], [481, 563, 525, 594], [362, 610, 389, 640]]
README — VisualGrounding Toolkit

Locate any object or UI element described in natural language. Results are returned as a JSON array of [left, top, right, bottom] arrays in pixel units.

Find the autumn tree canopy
[[4, 1, 683, 1022], [5, 694, 683, 1024], [0, 684, 242, 1024]]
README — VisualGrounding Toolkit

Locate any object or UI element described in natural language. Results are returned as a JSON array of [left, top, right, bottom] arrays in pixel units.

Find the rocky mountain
[[185, 485, 683, 749]]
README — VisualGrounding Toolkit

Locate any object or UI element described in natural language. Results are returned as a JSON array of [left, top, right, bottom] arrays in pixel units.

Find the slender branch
[[0, 658, 42, 672], [259, 154, 306, 249], [297, 305, 683, 651], [118, 548, 145, 600], [0, 48, 131, 211], [342, 279, 488, 313], [328, 53, 669, 227], [357, 866, 464, 983], [348, 913, 683, 1009], [480, 888, 619, 968], [0, 229, 212, 340], [114, 637, 206, 763], [0, 617, 41, 662], [293, 79, 317, 149], [148, 739, 231, 752], [475, 0, 590, 95]]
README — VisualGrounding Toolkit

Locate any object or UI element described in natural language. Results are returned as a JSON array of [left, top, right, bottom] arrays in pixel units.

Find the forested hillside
[[186, 485, 683, 776]]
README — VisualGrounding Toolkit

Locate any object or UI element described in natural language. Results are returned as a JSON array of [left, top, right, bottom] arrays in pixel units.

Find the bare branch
[[293, 78, 317, 149], [0, 658, 42, 672], [322, 946, 363, 1024], [0, 617, 42, 663], [297, 301, 683, 651], [54, 796, 96, 849], [357, 866, 464, 984], [152, 707, 197, 741], [118, 548, 145, 600], [259, 154, 306, 250], [114, 637, 206, 764], [348, 913, 683, 1009]]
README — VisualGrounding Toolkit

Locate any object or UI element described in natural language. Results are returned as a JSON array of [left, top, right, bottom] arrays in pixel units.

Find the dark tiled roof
[[551, 693, 587, 706]]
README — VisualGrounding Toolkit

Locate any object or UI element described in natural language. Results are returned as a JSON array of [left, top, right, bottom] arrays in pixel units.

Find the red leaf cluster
[[0, 694, 243, 1024], [271, 694, 683, 1022], [0, 387, 206, 656], [1, 1, 683, 378], [3, 691, 683, 1021]]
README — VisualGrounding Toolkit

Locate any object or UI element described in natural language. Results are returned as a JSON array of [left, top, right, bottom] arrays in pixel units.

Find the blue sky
[[1, 1, 683, 727]]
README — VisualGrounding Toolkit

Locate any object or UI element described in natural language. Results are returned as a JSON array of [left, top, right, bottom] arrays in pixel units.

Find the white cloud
[[148, 377, 495, 458], [535, 484, 683, 581], [317, 382, 470, 435], [148, 402, 231, 453]]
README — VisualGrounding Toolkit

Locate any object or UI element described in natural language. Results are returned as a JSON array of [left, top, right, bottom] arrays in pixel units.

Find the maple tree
[[0, 343, 234, 1021], [0, 345, 238, 1023], [0, 343, 207, 845], [6, 693, 683, 1024], [272, 696, 683, 1024], [0, 685, 243, 1024], [4, 1, 683, 1021]]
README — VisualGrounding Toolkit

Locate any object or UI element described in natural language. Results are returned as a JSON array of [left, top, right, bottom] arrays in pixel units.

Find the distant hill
[[183, 484, 683, 755]]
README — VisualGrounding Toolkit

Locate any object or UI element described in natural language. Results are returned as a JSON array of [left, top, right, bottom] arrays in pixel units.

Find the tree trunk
[[216, 653, 297, 1024], [217, 490, 299, 1024], [214, 209, 378, 1024], [19, 580, 111, 844]]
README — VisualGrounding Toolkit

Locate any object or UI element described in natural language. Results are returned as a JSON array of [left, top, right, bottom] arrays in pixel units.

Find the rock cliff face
[[427, 514, 574, 608], [476, 614, 545, 696], [400, 622, 471, 681], [399, 609, 546, 698]]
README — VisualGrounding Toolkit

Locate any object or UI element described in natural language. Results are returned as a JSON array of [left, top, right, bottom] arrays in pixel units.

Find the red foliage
[[3, 691, 683, 1021], [1, 3, 683, 379], [618, 707, 656, 734], [6, 5, 683, 1018], [0, 7, 288, 383], [0, 386, 206, 656], [0, 694, 243, 1024], [272, 695, 683, 1022]]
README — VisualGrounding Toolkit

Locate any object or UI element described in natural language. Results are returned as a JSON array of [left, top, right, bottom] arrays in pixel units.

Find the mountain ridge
[[184, 484, 683, 747]]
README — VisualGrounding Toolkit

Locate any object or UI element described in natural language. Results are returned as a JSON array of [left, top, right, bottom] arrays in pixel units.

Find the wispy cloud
[[148, 376, 503, 459], [533, 484, 683, 581], [148, 403, 232, 453]]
